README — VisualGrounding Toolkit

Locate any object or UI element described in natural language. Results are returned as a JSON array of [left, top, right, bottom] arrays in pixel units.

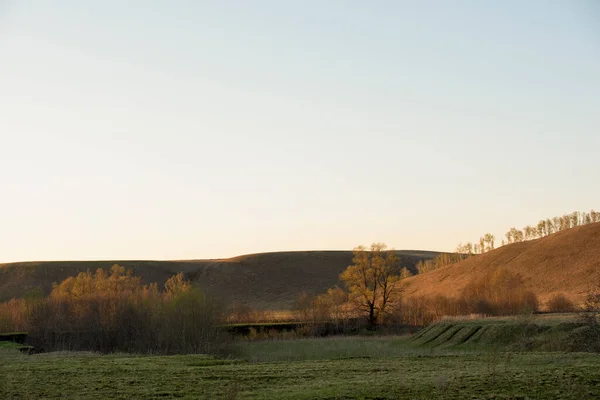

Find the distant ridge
[[404, 222, 600, 305], [0, 250, 440, 309]]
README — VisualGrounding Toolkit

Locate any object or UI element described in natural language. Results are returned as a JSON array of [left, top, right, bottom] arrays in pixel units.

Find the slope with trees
[[416, 209, 599, 274], [404, 221, 600, 306]]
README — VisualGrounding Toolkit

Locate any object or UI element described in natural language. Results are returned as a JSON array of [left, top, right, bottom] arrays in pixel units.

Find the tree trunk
[[367, 306, 377, 330]]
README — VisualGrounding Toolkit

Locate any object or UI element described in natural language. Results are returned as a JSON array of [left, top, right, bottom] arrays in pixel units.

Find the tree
[[340, 243, 403, 328], [465, 242, 473, 255], [570, 211, 580, 227], [575, 276, 600, 352], [513, 229, 524, 242], [537, 220, 547, 237], [507, 227, 523, 243], [552, 216, 561, 232], [50, 265, 142, 299], [165, 272, 190, 297], [455, 242, 473, 256], [523, 225, 536, 240], [559, 215, 570, 231], [483, 233, 495, 252], [545, 218, 554, 235], [315, 286, 349, 324]]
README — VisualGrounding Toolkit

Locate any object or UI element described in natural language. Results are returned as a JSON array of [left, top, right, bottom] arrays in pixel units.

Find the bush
[[458, 268, 538, 316], [571, 288, 600, 352], [22, 267, 227, 354], [389, 269, 540, 327], [27, 289, 226, 354], [546, 293, 575, 313]]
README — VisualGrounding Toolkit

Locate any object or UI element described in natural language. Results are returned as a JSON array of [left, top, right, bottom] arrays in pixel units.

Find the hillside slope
[[0, 250, 440, 309], [404, 222, 600, 305]]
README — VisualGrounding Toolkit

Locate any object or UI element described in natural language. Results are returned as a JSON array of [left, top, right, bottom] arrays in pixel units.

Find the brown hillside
[[0, 250, 439, 310], [404, 222, 600, 306]]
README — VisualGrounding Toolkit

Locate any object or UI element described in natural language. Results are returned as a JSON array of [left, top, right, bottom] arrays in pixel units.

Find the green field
[[2, 332, 600, 399], [0, 342, 24, 350]]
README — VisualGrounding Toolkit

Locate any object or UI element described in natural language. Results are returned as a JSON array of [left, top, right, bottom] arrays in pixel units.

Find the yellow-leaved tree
[[340, 243, 403, 328]]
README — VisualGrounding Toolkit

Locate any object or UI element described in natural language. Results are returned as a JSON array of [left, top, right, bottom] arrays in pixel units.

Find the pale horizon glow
[[1, 1, 599, 262]]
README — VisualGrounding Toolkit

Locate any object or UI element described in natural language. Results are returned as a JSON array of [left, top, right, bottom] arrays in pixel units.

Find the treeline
[[401, 269, 540, 326], [0, 265, 224, 354], [415, 253, 467, 274], [502, 210, 600, 244], [463, 209, 599, 252], [418, 209, 599, 274], [295, 267, 549, 328], [291, 244, 559, 330]]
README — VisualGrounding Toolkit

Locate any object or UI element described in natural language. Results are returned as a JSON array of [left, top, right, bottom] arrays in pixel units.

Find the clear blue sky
[[1, 1, 599, 262]]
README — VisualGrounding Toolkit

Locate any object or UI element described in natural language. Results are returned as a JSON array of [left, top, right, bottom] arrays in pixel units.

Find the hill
[[0, 250, 440, 310], [404, 222, 600, 306]]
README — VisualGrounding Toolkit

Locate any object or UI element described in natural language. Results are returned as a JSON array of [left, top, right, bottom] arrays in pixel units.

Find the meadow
[[2, 223, 600, 399], [2, 317, 600, 399]]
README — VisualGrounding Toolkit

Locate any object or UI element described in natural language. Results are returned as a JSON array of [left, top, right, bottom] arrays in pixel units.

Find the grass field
[[0, 342, 24, 350], [2, 332, 600, 399]]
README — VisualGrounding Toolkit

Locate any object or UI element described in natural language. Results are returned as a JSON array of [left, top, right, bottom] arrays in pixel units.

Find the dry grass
[[0, 250, 439, 310], [404, 222, 600, 306]]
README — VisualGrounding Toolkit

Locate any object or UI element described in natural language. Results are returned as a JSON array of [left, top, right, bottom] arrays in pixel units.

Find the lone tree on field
[[340, 243, 403, 329]]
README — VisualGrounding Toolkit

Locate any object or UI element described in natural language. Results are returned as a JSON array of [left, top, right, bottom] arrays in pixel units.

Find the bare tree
[[550, 218, 558, 234], [523, 225, 536, 240], [340, 243, 403, 328], [483, 233, 495, 252], [537, 221, 547, 237], [571, 211, 580, 227], [583, 212, 592, 225], [553, 216, 561, 231]]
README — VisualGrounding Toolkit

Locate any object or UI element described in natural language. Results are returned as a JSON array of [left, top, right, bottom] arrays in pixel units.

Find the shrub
[[458, 268, 538, 316], [571, 287, 600, 352], [23, 267, 226, 354], [546, 293, 575, 313]]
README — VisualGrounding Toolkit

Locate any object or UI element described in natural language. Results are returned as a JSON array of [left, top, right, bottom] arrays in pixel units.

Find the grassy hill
[[409, 314, 583, 352], [404, 222, 600, 305], [0, 250, 440, 310]]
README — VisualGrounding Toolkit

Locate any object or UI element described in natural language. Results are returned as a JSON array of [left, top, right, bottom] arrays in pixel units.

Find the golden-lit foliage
[[50, 265, 144, 299], [459, 268, 538, 315], [415, 253, 466, 274], [0, 288, 45, 332], [315, 287, 350, 322], [392, 268, 540, 326], [164, 272, 190, 297], [340, 243, 403, 327], [0, 267, 225, 354], [546, 293, 575, 313], [0, 298, 28, 332]]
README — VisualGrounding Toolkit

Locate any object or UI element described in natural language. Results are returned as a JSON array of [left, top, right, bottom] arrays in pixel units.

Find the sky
[[1, 1, 599, 262]]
